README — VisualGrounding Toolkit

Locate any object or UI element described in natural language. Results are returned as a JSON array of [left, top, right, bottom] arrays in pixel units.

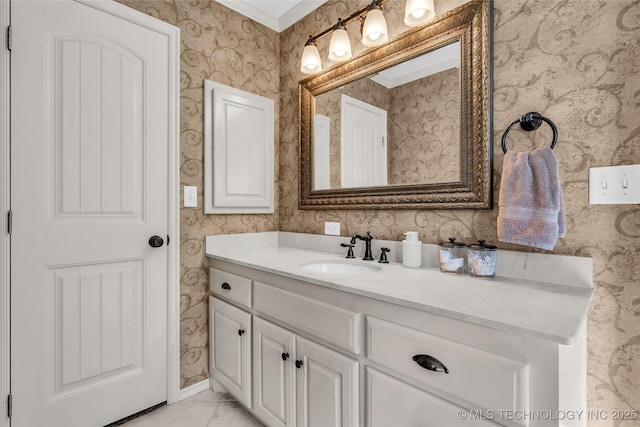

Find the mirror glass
[[313, 41, 460, 190], [299, 0, 491, 209]]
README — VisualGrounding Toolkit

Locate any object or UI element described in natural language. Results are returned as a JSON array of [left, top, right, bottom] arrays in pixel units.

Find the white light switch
[[184, 186, 198, 207], [589, 165, 640, 204], [324, 221, 341, 236]]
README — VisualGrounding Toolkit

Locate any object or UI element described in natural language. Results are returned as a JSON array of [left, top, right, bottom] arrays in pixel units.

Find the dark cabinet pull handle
[[221, 282, 231, 290], [412, 354, 449, 374], [282, 352, 289, 361], [238, 329, 245, 336], [295, 360, 303, 369]]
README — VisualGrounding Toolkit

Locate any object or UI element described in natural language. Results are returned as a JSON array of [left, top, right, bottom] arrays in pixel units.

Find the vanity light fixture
[[328, 19, 352, 62], [362, 2, 389, 46], [300, 37, 322, 74], [300, 0, 435, 75], [404, 0, 435, 27]]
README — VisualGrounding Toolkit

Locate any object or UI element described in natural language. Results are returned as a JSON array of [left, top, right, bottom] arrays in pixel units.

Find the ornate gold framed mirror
[[299, 0, 491, 210]]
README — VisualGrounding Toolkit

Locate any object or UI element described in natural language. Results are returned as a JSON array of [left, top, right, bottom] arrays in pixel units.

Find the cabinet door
[[253, 317, 296, 427], [296, 336, 359, 427], [209, 296, 251, 407], [366, 367, 495, 427]]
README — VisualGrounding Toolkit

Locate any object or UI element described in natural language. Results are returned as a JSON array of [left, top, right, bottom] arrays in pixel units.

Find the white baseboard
[[175, 379, 210, 402]]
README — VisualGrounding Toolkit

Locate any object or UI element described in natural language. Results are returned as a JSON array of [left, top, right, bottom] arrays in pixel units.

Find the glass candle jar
[[438, 238, 466, 273], [467, 240, 498, 278]]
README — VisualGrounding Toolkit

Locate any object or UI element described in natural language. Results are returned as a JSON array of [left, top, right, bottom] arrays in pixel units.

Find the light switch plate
[[184, 186, 198, 207], [589, 165, 640, 204], [324, 221, 341, 236]]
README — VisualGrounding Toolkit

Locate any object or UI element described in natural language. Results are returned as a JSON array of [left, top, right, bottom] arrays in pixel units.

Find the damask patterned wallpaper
[[120, 0, 640, 418], [117, 0, 280, 387], [388, 68, 460, 184]]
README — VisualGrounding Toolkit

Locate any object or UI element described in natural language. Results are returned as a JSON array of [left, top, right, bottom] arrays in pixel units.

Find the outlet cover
[[324, 222, 340, 236]]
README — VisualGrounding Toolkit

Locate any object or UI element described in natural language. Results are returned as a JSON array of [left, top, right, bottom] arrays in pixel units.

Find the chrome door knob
[[148, 235, 164, 248]]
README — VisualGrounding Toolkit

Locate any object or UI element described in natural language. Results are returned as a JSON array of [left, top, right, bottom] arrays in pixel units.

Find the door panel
[[51, 261, 143, 396], [313, 114, 331, 190], [253, 317, 296, 427], [55, 37, 143, 218], [210, 297, 252, 407], [296, 336, 359, 427], [11, 1, 173, 425], [340, 94, 388, 188]]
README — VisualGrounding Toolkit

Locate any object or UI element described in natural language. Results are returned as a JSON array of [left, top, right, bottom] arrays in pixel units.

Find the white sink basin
[[302, 260, 381, 275]]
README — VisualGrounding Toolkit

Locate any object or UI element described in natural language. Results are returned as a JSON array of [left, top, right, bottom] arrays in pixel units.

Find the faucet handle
[[379, 247, 390, 263], [340, 243, 355, 259]]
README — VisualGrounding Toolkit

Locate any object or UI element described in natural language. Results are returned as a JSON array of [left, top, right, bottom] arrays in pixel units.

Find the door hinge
[[7, 394, 12, 418], [7, 211, 11, 235], [6, 26, 11, 51]]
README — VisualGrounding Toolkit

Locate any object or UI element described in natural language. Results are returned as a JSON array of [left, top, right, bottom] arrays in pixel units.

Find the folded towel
[[497, 147, 565, 250]]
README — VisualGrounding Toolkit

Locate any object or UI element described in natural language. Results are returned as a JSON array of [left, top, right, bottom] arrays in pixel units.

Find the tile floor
[[120, 389, 264, 427]]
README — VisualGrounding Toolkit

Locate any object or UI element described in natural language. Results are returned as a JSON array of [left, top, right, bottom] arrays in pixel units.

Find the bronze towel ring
[[501, 112, 558, 153]]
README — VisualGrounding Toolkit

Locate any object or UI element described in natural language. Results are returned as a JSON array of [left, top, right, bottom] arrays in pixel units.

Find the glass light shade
[[300, 43, 322, 74], [362, 8, 389, 46], [404, 0, 435, 27], [328, 27, 352, 62]]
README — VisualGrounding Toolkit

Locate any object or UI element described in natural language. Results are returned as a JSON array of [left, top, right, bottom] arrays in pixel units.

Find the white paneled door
[[10, 1, 177, 426], [340, 95, 388, 188]]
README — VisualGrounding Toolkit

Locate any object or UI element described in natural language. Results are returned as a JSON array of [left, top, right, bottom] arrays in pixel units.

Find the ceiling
[[214, 0, 329, 32]]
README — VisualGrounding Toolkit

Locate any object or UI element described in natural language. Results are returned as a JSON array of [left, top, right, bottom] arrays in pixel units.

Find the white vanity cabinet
[[210, 267, 360, 427], [295, 335, 359, 427], [252, 316, 295, 427], [209, 296, 252, 407], [208, 255, 588, 427], [366, 367, 494, 427], [252, 317, 360, 427]]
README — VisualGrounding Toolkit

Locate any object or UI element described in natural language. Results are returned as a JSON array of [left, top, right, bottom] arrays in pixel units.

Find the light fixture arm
[[307, 0, 390, 44]]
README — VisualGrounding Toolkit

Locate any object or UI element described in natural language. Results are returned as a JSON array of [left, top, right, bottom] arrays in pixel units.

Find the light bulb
[[404, 0, 435, 27], [362, 7, 389, 47], [411, 8, 426, 19]]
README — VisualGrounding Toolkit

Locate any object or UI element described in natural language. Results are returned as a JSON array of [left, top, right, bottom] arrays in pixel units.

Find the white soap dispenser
[[402, 231, 422, 268]]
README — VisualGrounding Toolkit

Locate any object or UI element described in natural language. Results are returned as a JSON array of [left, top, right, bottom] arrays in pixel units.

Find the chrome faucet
[[351, 232, 374, 261]]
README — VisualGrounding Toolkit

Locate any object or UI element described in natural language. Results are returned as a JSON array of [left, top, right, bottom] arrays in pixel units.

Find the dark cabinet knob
[[281, 352, 290, 361], [295, 360, 304, 369], [238, 329, 245, 336], [412, 354, 449, 374], [221, 282, 231, 290], [148, 235, 164, 248]]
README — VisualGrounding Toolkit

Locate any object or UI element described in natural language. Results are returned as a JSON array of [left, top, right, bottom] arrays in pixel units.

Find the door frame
[[1, 0, 10, 425], [0, 1, 181, 424]]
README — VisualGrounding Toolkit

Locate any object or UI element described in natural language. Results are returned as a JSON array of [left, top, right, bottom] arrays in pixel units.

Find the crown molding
[[215, 0, 328, 32]]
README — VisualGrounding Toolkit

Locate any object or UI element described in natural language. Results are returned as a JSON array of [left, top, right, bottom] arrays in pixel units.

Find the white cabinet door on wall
[[209, 297, 251, 407], [203, 80, 274, 214], [296, 336, 359, 427], [253, 317, 296, 427]]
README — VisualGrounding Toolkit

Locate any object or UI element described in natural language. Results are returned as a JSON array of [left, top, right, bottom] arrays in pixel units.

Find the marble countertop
[[205, 232, 593, 345]]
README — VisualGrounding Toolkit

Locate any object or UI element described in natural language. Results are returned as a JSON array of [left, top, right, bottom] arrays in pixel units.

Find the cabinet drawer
[[366, 367, 494, 427], [210, 268, 252, 308], [254, 281, 361, 354], [366, 316, 529, 418]]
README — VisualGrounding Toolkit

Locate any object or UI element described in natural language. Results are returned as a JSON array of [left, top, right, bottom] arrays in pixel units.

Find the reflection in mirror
[[299, 0, 491, 210], [313, 41, 460, 190]]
